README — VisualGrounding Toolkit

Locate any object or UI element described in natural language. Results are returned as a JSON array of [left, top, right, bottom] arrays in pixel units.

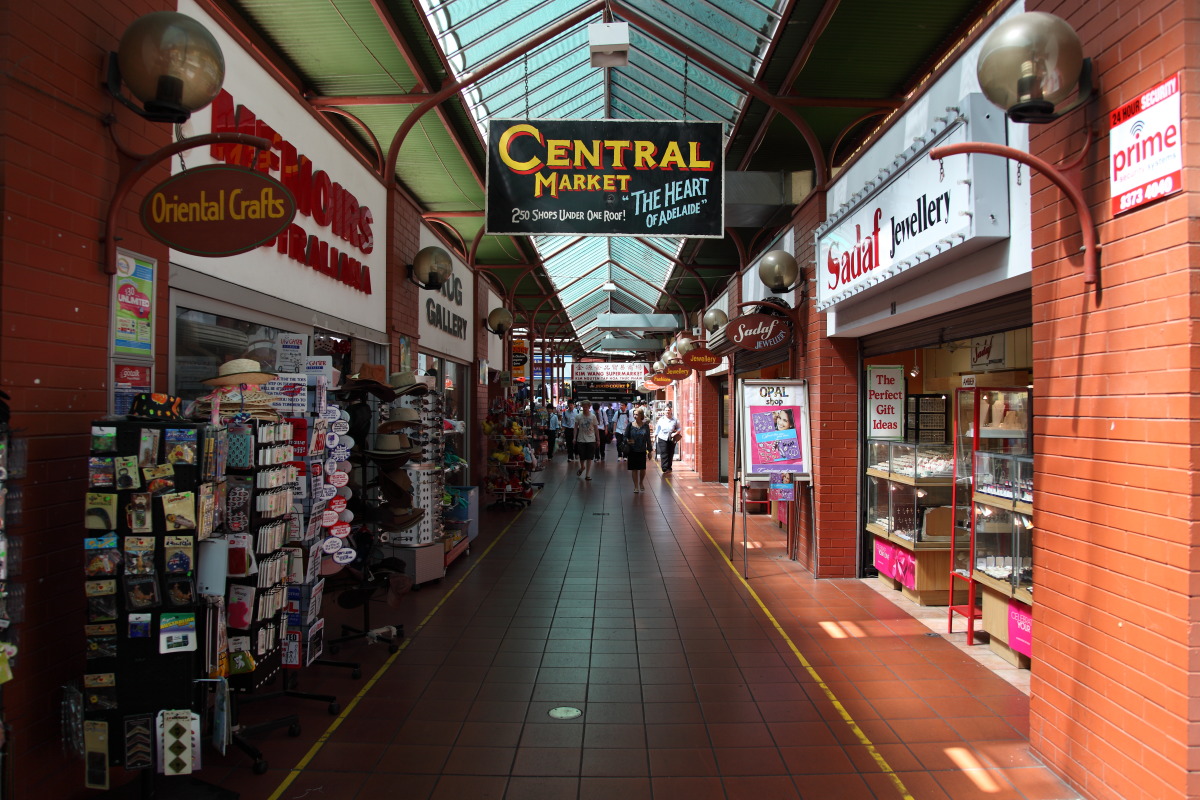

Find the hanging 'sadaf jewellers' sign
[[486, 119, 723, 237], [727, 313, 790, 352], [141, 165, 297, 257]]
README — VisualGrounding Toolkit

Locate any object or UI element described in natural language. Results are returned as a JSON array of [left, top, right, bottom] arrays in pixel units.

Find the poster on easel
[[737, 379, 812, 481]]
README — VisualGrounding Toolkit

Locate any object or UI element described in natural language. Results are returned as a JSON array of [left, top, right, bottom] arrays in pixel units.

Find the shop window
[[175, 307, 300, 402]]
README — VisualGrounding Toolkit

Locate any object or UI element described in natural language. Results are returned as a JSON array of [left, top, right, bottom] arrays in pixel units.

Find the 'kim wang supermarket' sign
[[486, 118, 723, 237]]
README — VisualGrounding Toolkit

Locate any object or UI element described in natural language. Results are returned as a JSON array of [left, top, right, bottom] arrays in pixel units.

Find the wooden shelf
[[1013, 587, 1033, 606], [865, 521, 889, 538], [973, 492, 1017, 511], [972, 569, 1014, 597]]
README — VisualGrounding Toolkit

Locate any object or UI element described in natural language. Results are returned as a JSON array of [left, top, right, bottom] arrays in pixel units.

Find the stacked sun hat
[[375, 465, 425, 534], [388, 370, 430, 397], [363, 432, 422, 467], [377, 405, 421, 433], [333, 363, 397, 402], [194, 358, 281, 421]]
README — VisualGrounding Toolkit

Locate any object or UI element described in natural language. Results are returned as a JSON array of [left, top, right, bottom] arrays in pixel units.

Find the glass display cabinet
[[948, 386, 1032, 643], [866, 440, 891, 475], [865, 474, 889, 535], [889, 442, 954, 481], [1013, 511, 1034, 602]]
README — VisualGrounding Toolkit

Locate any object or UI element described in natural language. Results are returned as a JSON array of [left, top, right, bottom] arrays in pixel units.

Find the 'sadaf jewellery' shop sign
[[486, 119, 724, 237], [140, 165, 297, 257], [814, 94, 1010, 311]]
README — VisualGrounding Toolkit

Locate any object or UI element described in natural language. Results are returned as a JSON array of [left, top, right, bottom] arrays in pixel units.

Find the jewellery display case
[[865, 439, 962, 605], [948, 386, 1033, 666]]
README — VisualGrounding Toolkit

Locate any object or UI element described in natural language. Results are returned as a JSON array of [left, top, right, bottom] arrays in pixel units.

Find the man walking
[[561, 402, 578, 461], [574, 401, 598, 480], [595, 402, 616, 462], [653, 404, 681, 473], [612, 402, 630, 461]]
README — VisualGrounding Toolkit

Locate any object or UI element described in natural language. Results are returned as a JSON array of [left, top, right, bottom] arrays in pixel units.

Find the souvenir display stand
[[0, 398, 19, 795], [483, 400, 543, 510], [947, 387, 1033, 666], [82, 417, 224, 794]]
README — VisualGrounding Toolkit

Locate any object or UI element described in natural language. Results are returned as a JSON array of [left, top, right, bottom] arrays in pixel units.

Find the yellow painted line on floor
[[267, 508, 525, 800], [663, 477, 916, 800]]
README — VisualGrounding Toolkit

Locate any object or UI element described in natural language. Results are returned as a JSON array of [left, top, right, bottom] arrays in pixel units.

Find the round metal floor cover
[[548, 706, 582, 720]]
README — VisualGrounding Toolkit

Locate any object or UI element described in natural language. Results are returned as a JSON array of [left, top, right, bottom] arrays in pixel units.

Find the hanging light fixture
[[757, 250, 801, 294], [485, 307, 514, 337], [105, 12, 226, 124], [976, 12, 1092, 124], [702, 308, 728, 334]]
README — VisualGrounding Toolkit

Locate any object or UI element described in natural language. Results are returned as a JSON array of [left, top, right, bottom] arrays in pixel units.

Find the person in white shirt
[[573, 401, 598, 480], [612, 402, 630, 461], [561, 403, 578, 461], [547, 409, 560, 459], [653, 405, 681, 472]]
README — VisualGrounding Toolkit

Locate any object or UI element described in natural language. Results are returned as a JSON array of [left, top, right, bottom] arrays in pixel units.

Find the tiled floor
[[202, 453, 1081, 799]]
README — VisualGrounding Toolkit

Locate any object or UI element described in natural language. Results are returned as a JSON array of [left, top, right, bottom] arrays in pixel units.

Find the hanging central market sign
[[485, 118, 724, 237]]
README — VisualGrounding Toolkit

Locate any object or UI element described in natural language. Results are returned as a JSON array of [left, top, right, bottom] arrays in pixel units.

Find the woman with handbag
[[624, 407, 653, 493]]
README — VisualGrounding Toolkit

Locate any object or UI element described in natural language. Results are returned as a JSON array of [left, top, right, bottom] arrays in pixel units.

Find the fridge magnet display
[[125, 493, 153, 533], [88, 457, 116, 489], [115, 455, 140, 489], [85, 579, 117, 598], [84, 720, 110, 791], [226, 534, 251, 577], [138, 428, 161, 467], [125, 575, 160, 609], [164, 536, 193, 574], [84, 536, 122, 577], [83, 672, 118, 710], [197, 483, 216, 539], [88, 594, 118, 623], [227, 585, 254, 629], [225, 477, 252, 533], [85, 493, 118, 530], [124, 537, 156, 575], [166, 576, 194, 607], [159, 613, 197, 653], [124, 715, 154, 770], [86, 633, 118, 660], [157, 709, 197, 775], [142, 464, 175, 495], [128, 613, 152, 638], [162, 491, 196, 530], [91, 426, 118, 454], [164, 429, 198, 465]]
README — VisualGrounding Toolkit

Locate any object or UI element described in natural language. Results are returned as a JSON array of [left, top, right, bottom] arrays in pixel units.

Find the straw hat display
[[192, 386, 281, 422], [202, 358, 277, 387], [388, 371, 429, 396], [378, 406, 421, 433], [363, 433, 421, 466]]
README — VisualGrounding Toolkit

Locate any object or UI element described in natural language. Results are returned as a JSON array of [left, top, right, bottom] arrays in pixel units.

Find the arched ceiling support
[[633, 237, 719, 306], [829, 109, 891, 169], [609, 0, 827, 188], [315, 107, 384, 173]]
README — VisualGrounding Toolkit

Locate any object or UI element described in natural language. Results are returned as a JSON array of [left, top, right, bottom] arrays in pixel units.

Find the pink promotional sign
[[1008, 600, 1033, 657], [874, 538, 896, 579], [891, 548, 916, 590]]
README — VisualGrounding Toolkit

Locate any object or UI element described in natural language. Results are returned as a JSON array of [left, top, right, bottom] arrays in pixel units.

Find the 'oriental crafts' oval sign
[[727, 313, 790, 352], [140, 164, 297, 257], [650, 373, 673, 387], [663, 364, 692, 380], [682, 345, 720, 371]]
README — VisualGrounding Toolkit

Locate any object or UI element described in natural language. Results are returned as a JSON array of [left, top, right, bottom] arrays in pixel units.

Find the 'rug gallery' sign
[[486, 119, 723, 237]]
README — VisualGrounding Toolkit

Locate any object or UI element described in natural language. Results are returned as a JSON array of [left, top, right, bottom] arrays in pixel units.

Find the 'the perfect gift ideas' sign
[[486, 119, 723, 237]]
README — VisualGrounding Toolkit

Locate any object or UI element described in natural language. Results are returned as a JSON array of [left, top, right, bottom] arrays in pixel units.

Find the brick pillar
[[697, 371, 721, 482], [1024, 4, 1196, 798], [387, 189, 421, 371]]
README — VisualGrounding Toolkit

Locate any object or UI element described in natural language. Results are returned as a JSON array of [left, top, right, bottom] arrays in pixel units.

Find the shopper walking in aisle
[[574, 401, 598, 480], [546, 407, 560, 459], [654, 404, 682, 472], [595, 402, 616, 463], [561, 402, 578, 461], [612, 402, 630, 461], [623, 407, 653, 493]]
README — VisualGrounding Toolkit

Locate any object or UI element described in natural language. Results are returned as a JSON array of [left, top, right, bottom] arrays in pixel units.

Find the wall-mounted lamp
[[757, 250, 802, 294], [976, 12, 1093, 124], [408, 246, 453, 290], [105, 12, 225, 124], [675, 333, 696, 355], [933, 11, 1099, 289], [909, 364, 921, 379], [485, 307, 513, 337], [702, 308, 728, 334]]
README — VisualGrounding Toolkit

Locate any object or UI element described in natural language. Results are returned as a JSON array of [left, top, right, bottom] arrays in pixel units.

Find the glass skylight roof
[[419, 0, 787, 349]]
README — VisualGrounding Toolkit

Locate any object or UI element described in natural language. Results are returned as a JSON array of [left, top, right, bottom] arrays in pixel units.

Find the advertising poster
[[274, 333, 310, 372], [112, 250, 156, 358], [1008, 600, 1033, 657], [486, 118, 723, 237], [866, 366, 905, 439], [512, 339, 530, 381], [112, 363, 153, 416], [738, 380, 812, 480], [768, 472, 795, 502], [1110, 73, 1182, 216]]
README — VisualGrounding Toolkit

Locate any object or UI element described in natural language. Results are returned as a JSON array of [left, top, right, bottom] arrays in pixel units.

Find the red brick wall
[[1026, 2, 1197, 799], [387, 190, 422, 371], [0, 2, 175, 797], [696, 372, 721, 482], [788, 191, 860, 578]]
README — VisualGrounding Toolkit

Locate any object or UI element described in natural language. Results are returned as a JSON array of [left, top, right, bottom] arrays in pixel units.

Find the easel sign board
[[738, 379, 813, 481]]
